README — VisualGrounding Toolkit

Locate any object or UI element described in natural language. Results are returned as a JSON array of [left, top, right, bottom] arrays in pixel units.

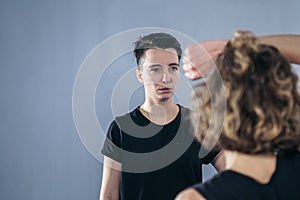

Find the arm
[[258, 34, 300, 64], [183, 34, 300, 80], [175, 188, 206, 200], [182, 40, 227, 79], [99, 156, 121, 200], [211, 150, 225, 172]]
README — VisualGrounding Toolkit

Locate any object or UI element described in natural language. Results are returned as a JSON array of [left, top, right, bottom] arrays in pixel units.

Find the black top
[[193, 151, 300, 200], [101, 105, 217, 200]]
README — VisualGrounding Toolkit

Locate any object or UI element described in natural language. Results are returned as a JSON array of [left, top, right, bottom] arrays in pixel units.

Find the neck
[[224, 150, 277, 184], [142, 98, 176, 112], [140, 100, 179, 125]]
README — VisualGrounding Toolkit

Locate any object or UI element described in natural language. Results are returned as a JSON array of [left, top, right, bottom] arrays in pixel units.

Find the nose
[[161, 70, 171, 83]]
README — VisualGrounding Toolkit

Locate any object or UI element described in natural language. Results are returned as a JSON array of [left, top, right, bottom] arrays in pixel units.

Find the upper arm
[[212, 150, 225, 172], [175, 188, 206, 200], [100, 156, 121, 200]]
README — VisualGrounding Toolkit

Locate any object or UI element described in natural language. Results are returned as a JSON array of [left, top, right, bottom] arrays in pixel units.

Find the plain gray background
[[1, 0, 300, 199]]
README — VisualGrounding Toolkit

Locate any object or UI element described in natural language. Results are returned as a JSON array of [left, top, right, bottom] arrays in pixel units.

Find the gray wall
[[1, 0, 300, 199]]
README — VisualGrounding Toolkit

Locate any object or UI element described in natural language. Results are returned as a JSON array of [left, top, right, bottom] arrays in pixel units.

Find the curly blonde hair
[[192, 30, 300, 154]]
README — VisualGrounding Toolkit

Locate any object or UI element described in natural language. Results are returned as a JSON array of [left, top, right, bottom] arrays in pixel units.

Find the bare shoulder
[[175, 188, 206, 200]]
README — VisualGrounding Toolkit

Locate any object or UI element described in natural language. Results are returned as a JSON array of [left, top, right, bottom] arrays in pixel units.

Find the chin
[[159, 96, 172, 102]]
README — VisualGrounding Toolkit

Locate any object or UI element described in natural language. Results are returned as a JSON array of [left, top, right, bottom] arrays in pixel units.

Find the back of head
[[133, 32, 182, 68], [193, 30, 300, 154]]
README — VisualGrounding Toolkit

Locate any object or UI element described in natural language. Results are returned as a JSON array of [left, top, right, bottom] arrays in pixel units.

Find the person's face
[[136, 48, 180, 102]]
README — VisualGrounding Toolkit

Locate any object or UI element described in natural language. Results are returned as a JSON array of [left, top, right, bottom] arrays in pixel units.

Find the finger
[[182, 63, 193, 71], [182, 55, 192, 66], [184, 69, 202, 80]]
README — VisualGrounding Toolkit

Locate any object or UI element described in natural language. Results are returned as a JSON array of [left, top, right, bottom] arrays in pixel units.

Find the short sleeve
[[101, 120, 122, 162]]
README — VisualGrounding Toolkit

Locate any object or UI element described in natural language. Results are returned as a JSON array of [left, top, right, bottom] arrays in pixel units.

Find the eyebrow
[[169, 63, 179, 67], [148, 63, 179, 68]]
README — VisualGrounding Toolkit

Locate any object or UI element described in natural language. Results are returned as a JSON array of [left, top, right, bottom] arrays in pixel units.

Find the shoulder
[[114, 107, 141, 121], [178, 105, 193, 123], [112, 107, 139, 128], [175, 188, 206, 200], [115, 109, 136, 121], [106, 111, 133, 136], [192, 171, 236, 199], [179, 105, 192, 114], [278, 150, 300, 169]]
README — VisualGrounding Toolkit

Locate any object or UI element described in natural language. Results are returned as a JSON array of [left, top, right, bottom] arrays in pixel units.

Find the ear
[[136, 69, 143, 83]]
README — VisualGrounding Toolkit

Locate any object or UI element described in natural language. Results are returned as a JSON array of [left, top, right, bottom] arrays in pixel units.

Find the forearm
[[100, 184, 120, 200], [100, 194, 119, 200], [99, 157, 121, 200], [259, 34, 300, 64], [100, 180, 120, 200]]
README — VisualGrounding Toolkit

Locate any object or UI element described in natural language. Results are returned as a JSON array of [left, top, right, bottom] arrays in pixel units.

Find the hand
[[182, 40, 228, 80]]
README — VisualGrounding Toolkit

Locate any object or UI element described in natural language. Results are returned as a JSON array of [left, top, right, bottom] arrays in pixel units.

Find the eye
[[150, 67, 161, 73], [170, 66, 179, 72]]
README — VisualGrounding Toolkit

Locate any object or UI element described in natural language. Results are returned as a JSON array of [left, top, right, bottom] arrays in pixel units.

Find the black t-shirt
[[193, 151, 300, 200], [101, 105, 217, 200]]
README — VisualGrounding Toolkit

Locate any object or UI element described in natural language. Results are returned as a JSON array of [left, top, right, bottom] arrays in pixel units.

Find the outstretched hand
[[182, 40, 228, 80]]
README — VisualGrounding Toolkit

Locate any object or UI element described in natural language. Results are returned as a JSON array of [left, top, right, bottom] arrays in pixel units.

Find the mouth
[[158, 87, 172, 93]]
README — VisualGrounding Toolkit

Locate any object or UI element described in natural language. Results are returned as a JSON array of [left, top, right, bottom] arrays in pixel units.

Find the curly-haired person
[[176, 31, 300, 200]]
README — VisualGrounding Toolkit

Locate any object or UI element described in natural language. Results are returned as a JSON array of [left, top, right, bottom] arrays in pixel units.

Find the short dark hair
[[133, 32, 182, 68]]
